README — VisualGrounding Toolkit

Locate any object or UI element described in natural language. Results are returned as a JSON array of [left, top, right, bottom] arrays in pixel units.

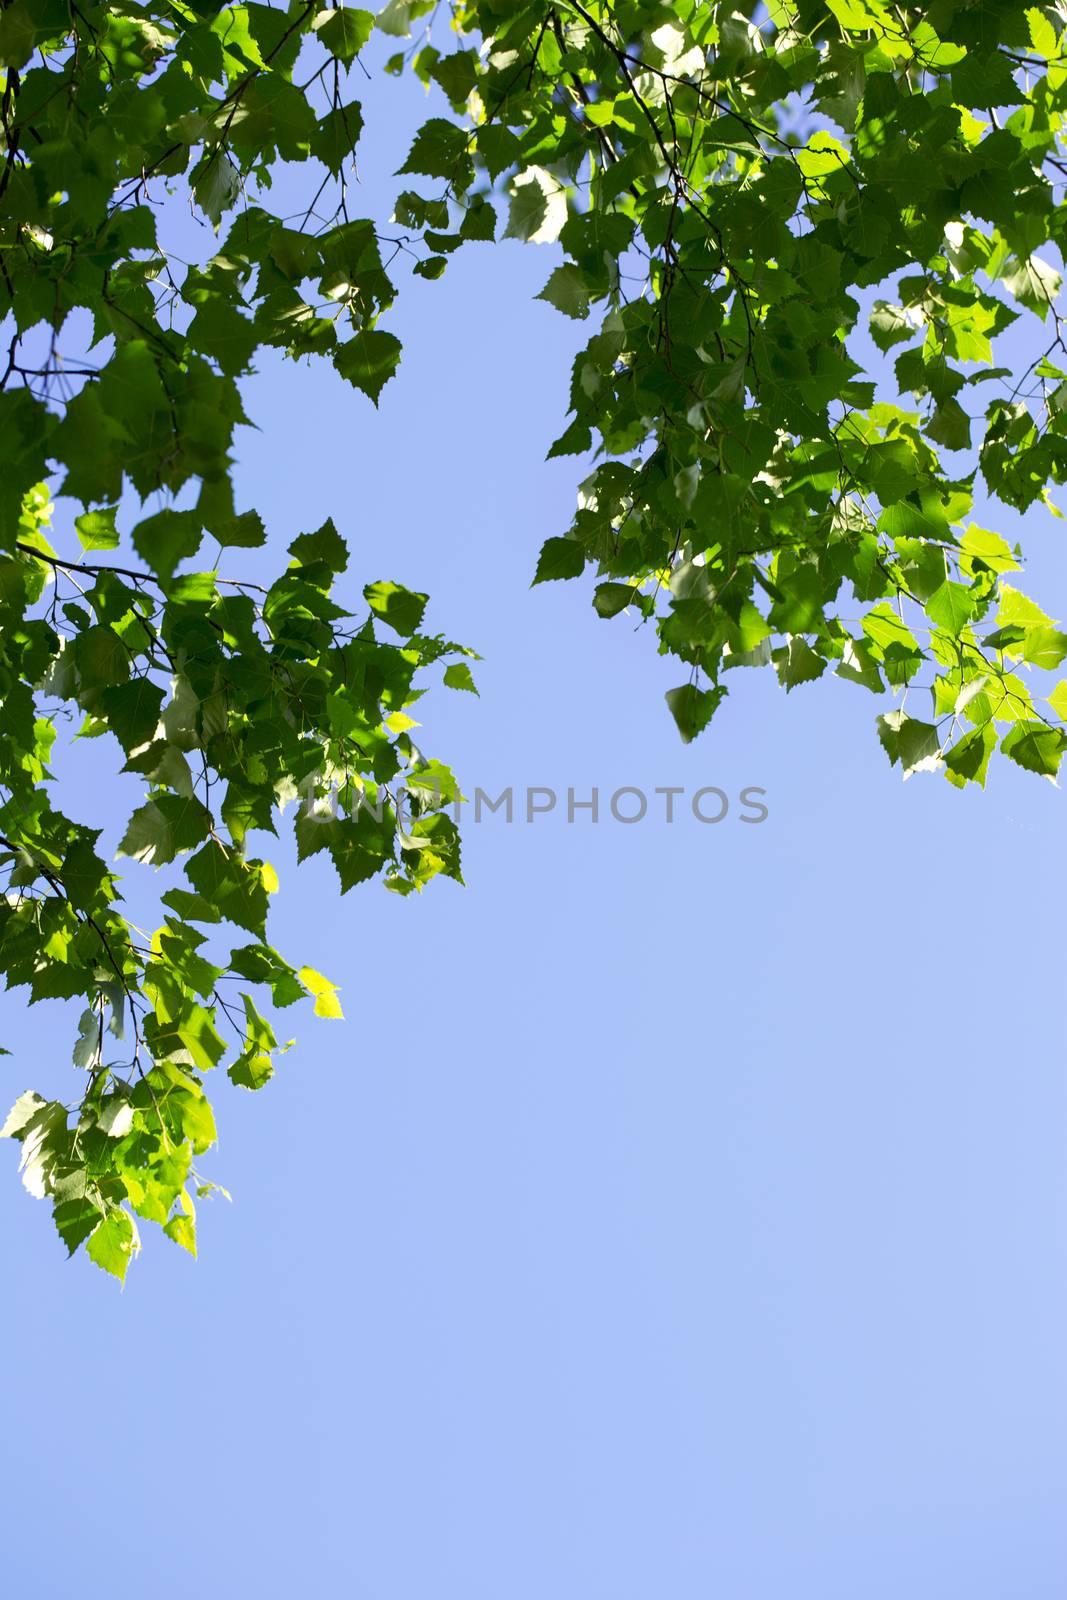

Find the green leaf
[[960, 525, 1020, 574], [87, 1209, 139, 1283], [869, 302, 919, 351], [1001, 254, 1062, 319], [74, 507, 119, 552], [164, 1196, 197, 1257], [229, 1048, 274, 1090], [1019, 627, 1067, 670], [289, 518, 349, 572], [537, 265, 591, 321], [315, 7, 374, 62], [926, 580, 975, 635], [299, 966, 344, 1019], [118, 795, 212, 866], [100, 679, 165, 754], [334, 330, 402, 404], [376, 0, 415, 36], [836, 637, 884, 694], [1000, 721, 1067, 776], [506, 168, 568, 244], [776, 636, 826, 690], [944, 724, 996, 789], [593, 583, 636, 618], [72, 1010, 99, 1071], [460, 195, 496, 241], [826, 0, 889, 34], [187, 298, 259, 376], [926, 398, 971, 452], [97, 1098, 135, 1139], [0, 0, 69, 68], [533, 538, 585, 584], [312, 100, 365, 174], [131, 510, 204, 583], [53, 1197, 104, 1257], [1, 1091, 47, 1140], [876, 712, 942, 776], [192, 153, 240, 226], [665, 684, 725, 743], [175, 1086, 218, 1152], [443, 662, 478, 694], [399, 119, 471, 180], [185, 844, 272, 937], [364, 580, 428, 635], [997, 590, 1049, 636], [72, 626, 129, 691]]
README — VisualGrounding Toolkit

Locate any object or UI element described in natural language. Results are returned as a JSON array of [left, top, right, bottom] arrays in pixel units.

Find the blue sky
[[2, 48, 1066, 1600]]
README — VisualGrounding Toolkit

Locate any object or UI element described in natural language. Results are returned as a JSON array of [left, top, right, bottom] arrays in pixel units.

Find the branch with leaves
[[3, 0, 1067, 1277], [0, 1, 475, 1277], [390, 0, 1067, 769]]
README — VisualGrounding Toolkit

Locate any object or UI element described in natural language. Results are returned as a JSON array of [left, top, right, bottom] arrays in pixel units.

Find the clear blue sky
[[2, 50, 1066, 1600]]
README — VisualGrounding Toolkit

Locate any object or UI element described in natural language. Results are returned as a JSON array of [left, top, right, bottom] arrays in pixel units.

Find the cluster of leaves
[[0, 0, 472, 1276], [4, 0, 1067, 1275], [1, 485, 469, 1278], [389, 0, 1067, 781]]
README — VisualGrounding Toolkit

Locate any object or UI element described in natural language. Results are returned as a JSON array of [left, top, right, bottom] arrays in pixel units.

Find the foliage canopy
[[2, 0, 1067, 1276]]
